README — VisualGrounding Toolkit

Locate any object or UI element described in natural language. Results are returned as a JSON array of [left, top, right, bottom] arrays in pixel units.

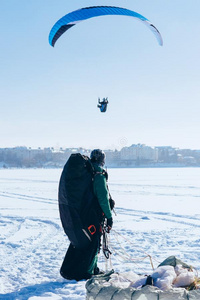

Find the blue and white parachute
[[49, 6, 163, 47]]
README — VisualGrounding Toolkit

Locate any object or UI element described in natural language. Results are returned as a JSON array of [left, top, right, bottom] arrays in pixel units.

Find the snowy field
[[1, 167, 200, 299]]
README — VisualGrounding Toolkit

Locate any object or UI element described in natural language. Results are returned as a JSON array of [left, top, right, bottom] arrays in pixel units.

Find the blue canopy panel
[[49, 6, 163, 47]]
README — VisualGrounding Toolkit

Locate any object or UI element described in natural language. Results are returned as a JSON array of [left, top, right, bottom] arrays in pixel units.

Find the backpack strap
[[93, 169, 108, 181], [86, 158, 108, 181]]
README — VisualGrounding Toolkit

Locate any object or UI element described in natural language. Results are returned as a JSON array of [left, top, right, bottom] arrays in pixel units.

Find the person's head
[[90, 149, 106, 166]]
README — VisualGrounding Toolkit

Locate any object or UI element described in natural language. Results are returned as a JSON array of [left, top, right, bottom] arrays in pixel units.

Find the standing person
[[59, 149, 114, 281], [88, 149, 114, 275]]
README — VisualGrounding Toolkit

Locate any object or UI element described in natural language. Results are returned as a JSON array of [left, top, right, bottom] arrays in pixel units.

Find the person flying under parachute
[[97, 97, 109, 113]]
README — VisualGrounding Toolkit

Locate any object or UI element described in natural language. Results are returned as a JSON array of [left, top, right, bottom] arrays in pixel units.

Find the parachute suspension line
[[110, 245, 147, 273], [98, 243, 105, 271], [100, 227, 158, 273], [110, 231, 150, 273], [103, 248, 113, 272], [112, 229, 152, 258], [112, 229, 155, 270], [111, 229, 158, 271], [101, 229, 150, 273], [113, 233, 149, 264]]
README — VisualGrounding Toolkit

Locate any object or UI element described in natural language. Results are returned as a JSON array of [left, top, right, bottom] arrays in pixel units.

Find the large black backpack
[[58, 153, 103, 249]]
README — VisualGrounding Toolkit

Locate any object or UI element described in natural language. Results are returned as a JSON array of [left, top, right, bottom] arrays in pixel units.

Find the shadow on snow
[[0, 280, 80, 300]]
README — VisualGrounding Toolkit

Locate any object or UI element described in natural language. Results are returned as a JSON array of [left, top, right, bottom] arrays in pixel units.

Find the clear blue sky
[[1, 0, 200, 150]]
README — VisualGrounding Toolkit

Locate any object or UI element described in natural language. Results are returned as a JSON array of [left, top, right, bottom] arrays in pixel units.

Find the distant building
[[156, 146, 177, 163], [0, 144, 199, 168], [104, 150, 120, 166], [121, 144, 158, 162]]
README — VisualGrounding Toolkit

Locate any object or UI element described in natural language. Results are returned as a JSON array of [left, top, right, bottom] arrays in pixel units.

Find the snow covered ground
[[0, 167, 200, 299]]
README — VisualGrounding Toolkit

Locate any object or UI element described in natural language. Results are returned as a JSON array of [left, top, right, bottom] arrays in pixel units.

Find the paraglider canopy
[[97, 98, 109, 113], [49, 6, 163, 47]]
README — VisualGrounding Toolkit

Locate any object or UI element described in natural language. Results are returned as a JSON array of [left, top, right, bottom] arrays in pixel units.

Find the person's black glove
[[109, 198, 115, 210], [106, 217, 113, 233]]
